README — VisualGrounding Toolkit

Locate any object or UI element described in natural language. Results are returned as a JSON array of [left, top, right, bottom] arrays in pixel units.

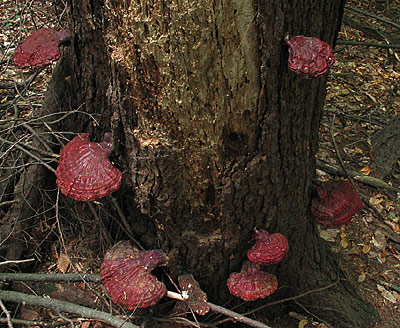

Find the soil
[[0, 0, 399, 327]]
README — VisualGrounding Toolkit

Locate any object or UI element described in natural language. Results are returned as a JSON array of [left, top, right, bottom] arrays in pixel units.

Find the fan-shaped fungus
[[56, 132, 122, 201], [227, 261, 278, 301], [312, 180, 362, 227], [100, 241, 167, 309], [247, 229, 289, 265], [177, 274, 210, 315], [285, 35, 335, 78], [13, 27, 71, 68]]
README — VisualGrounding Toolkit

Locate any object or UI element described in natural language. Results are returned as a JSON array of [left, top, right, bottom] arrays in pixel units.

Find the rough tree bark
[[50, 0, 379, 326]]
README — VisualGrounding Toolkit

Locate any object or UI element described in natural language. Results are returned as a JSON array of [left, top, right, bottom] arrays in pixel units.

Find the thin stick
[[345, 6, 400, 30], [0, 299, 13, 328], [316, 159, 399, 192], [0, 199, 20, 208], [108, 195, 144, 250], [0, 258, 35, 267], [0, 290, 137, 328], [0, 272, 100, 282], [336, 40, 400, 49], [22, 122, 54, 153], [0, 136, 56, 173], [329, 115, 350, 181]]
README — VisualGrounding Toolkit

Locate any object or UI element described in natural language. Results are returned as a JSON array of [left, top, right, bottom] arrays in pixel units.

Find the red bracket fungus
[[312, 180, 362, 227], [285, 35, 335, 78], [247, 229, 289, 265], [56, 132, 122, 201], [100, 241, 167, 309], [13, 27, 71, 69], [227, 261, 278, 301]]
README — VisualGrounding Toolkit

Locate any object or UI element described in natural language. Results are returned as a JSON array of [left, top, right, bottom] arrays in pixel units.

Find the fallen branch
[[0, 273, 273, 328], [345, 6, 400, 30], [0, 272, 99, 282], [336, 40, 400, 49], [0, 290, 138, 328], [316, 159, 399, 192]]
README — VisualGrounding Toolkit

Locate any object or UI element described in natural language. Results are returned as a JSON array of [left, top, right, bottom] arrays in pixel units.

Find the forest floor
[[0, 0, 400, 328]]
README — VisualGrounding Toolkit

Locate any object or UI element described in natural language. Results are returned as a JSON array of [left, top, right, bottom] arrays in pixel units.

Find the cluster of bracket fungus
[[285, 35, 335, 78], [247, 229, 289, 265], [56, 133, 122, 201], [227, 228, 288, 301], [13, 27, 71, 69], [312, 180, 362, 227], [100, 241, 167, 309], [227, 261, 278, 301]]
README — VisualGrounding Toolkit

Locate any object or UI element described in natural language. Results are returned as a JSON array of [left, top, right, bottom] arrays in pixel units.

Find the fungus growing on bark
[[247, 229, 289, 265], [312, 180, 362, 227], [13, 27, 71, 68], [176, 274, 210, 315], [285, 35, 335, 78], [100, 241, 167, 309], [227, 261, 278, 301], [56, 132, 122, 201]]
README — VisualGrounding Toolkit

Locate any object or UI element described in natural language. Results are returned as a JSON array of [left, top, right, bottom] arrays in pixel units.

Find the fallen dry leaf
[[57, 252, 71, 273], [358, 272, 366, 283], [362, 244, 371, 254], [377, 284, 397, 304], [318, 228, 339, 242], [360, 165, 371, 175]]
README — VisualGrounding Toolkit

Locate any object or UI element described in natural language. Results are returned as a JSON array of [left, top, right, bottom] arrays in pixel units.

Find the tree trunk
[[58, 0, 378, 326]]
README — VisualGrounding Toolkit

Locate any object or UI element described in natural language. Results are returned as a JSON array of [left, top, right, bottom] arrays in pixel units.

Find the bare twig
[[0, 272, 100, 282], [22, 122, 54, 153], [0, 299, 14, 328], [0, 258, 35, 267], [345, 6, 400, 30], [329, 115, 350, 181], [0, 199, 20, 208], [294, 300, 332, 328], [108, 195, 144, 250], [336, 40, 400, 49], [0, 136, 56, 173], [316, 159, 399, 192]]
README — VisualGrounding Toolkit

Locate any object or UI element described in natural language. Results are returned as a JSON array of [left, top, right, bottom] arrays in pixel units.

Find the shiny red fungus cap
[[312, 181, 362, 227], [13, 27, 71, 69], [100, 241, 167, 309], [227, 261, 278, 301], [56, 133, 122, 201], [285, 35, 335, 78], [247, 229, 289, 265]]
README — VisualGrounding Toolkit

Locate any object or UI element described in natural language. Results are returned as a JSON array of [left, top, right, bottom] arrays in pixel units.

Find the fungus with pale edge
[[247, 229, 289, 265], [13, 28, 71, 69], [227, 261, 278, 301], [100, 241, 167, 309], [285, 35, 335, 78], [312, 180, 362, 227], [177, 274, 210, 315], [56, 132, 122, 201]]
